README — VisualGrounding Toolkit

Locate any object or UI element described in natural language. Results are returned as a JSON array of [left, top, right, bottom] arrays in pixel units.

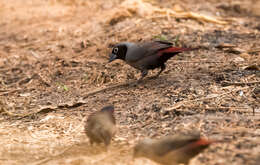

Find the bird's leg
[[138, 70, 148, 82], [155, 64, 166, 77]]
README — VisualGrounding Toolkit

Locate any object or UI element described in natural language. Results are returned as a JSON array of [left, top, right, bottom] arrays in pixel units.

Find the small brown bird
[[133, 134, 214, 165], [85, 105, 116, 146]]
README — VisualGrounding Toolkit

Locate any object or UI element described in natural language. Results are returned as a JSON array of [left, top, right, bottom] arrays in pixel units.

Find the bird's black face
[[108, 44, 127, 63]]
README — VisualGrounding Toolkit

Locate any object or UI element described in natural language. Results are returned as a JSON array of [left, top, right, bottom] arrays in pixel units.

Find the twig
[[0, 100, 24, 117], [17, 100, 88, 119], [152, 8, 227, 24], [82, 80, 136, 99], [117, 0, 228, 25], [0, 106, 22, 117], [172, 60, 223, 64], [0, 99, 88, 118], [0, 86, 36, 96], [2, 80, 137, 118], [203, 106, 251, 113], [30, 144, 76, 165], [122, 0, 228, 24], [0, 89, 23, 96], [247, 48, 260, 54], [222, 81, 260, 86], [165, 87, 249, 111]]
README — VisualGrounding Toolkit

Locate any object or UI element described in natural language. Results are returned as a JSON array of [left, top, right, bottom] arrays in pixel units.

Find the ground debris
[[107, 0, 228, 25], [0, 0, 259, 165]]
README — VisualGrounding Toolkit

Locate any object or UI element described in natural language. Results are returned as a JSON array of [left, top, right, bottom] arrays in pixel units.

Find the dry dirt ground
[[0, 0, 260, 165]]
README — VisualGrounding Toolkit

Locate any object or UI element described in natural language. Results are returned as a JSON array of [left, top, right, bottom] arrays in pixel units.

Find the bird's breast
[[126, 61, 143, 70]]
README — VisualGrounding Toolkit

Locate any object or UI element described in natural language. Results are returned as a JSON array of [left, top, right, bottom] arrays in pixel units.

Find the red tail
[[192, 138, 214, 147], [158, 47, 197, 56], [188, 138, 224, 150]]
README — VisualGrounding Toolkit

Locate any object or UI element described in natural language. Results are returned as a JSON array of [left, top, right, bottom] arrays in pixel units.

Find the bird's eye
[[113, 47, 119, 53]]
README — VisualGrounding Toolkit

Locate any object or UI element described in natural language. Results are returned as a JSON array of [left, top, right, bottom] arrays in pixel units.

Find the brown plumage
[[85, 105, 116, 146], [133, 134, 214, 165]]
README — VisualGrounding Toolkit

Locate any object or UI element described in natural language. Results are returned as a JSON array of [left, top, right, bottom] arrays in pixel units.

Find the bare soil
[[0, 0, 259, 165]]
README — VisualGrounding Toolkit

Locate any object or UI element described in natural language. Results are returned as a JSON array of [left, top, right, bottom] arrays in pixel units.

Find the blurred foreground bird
[[108, 40, 196, 81], [133, 134, 214, 165], [85, 105, 116, 147]]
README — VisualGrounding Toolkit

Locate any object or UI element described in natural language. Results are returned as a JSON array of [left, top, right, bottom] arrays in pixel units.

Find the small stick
[[0, 100, 25, 117], [165, 87, 249, 111], [154, 8, 228, 24], [222, 81, 260, 86], [82, 80, 136, 99], [2, 80, 137, 118], [30, 144, 76, 165], [201, 106, 250, 113], [172, 60, 224, 64]]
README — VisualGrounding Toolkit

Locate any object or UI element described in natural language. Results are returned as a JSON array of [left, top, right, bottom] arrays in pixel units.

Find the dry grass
[[0, 0, 259, 165]]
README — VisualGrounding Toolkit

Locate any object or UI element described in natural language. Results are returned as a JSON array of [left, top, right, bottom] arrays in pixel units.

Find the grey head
[[100, 105, 114, 113], [108, 42, 136, 62]]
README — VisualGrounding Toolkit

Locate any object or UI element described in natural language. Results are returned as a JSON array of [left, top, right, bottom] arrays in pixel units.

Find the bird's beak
[[108, 53, 117, 63]]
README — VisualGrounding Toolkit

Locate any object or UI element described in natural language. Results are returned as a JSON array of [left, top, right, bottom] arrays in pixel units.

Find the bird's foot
[[129, 79, 141, 87], [137, 78, 144, 83], [152, 65, 165, 79]]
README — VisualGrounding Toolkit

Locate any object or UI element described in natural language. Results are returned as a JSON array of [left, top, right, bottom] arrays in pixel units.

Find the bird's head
[[108, 42, 132, 62], [101, 105, 115, 114]]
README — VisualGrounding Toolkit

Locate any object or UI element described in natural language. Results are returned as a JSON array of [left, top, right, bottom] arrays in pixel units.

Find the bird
[[108, 40, 195, 81], [85, 105, 116, 147], [133, 134, 214, 165]]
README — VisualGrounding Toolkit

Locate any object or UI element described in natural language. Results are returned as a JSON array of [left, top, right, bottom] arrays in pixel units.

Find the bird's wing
[[103, 111, 116, 125], [125, 41, 172, 62], [154, 135, 201, 156]]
